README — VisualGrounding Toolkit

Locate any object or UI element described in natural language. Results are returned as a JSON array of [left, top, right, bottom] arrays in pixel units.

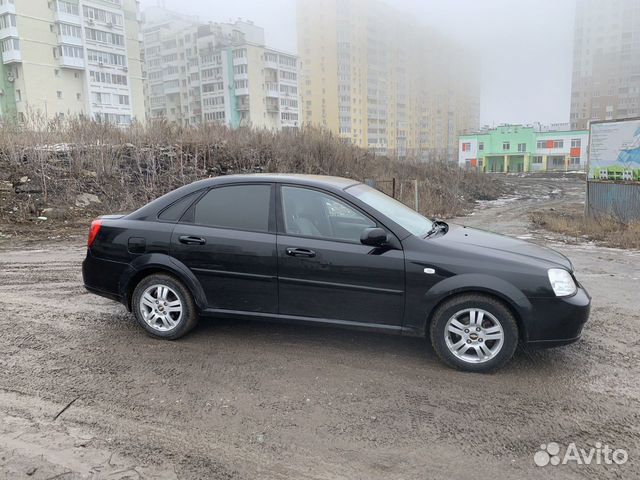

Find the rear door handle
[[179, 235, 206, 245], [286, 247, 316, 258]]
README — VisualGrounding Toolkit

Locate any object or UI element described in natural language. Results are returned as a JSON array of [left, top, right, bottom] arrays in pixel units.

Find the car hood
[[436, 223, 573, 270]]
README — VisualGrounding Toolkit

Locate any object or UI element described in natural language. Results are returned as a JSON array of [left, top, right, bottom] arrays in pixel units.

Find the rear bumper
[[82, 250, 128, 306], [84, 284, 123, 303], [524, 286, 591, 345]]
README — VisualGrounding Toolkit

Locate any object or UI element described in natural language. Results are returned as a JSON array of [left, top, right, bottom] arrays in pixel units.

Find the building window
[[536, 140, 546, 149], [571, 138, 581, 148], [57, 91, 62, 99], [461, 142, 471, 152], [532, 156, 543, 164], [502, 142, 510, 151], [232, 49, 246, 59], [570, 157, 581, 165], [82, 5, 123, 26], [553, 140, 564, 148], [478, 142, 484, 151], [87, 49, 126, 66], [517, 143, 526, 152], [279, 70, 297, 81], [233, 64, 248, 75], [56, 0, 80, 16]]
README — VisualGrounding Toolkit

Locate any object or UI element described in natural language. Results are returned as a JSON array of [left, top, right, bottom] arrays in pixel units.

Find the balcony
[[1, 36, 19, 63], [0, 1, 15, 15], [0, 24, 17, 40], [59, 54, 85, 69], [266, 83, 279, 98], [58, 33, 83, 46], [54, 11, 81, 25], [2, 47, 20, 63], [232, 56, 248, 66]]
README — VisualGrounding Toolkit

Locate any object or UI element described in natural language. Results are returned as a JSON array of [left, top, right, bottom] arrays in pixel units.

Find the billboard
[[588, 117, 640, 181]]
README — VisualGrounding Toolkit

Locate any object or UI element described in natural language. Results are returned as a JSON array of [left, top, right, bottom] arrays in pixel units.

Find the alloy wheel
[[444, 308, 504, 364], [139, 284, 183, 332]]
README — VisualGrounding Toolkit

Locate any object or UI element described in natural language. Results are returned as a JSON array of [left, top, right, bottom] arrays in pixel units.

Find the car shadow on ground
[[92, 307, 579, 377]]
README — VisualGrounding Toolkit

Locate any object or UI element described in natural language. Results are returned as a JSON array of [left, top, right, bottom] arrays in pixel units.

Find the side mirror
[[360, 227, 388, 247]]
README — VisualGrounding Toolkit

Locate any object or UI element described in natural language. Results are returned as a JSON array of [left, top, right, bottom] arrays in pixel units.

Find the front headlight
[[548, 268, 577, 297]]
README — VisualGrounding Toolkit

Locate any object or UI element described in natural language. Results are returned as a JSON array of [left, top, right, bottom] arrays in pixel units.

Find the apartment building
[[143, 7, 299, 130], [570, 0, 640, 130], [297, 0, 480, 160], [0, 0, 145, 125], [458, 124, 589, 173]]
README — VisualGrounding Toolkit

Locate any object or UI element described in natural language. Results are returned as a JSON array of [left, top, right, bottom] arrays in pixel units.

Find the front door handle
[[179, 235, 206, 245], [286, 247, 316, 258]]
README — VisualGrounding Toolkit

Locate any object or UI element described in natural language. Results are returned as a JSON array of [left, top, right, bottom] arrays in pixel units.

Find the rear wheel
[[132, 274, 198, 340], [430, 294, 518, 372]]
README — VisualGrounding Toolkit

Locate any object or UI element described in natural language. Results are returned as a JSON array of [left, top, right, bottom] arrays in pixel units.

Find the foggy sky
[[141, 0, 577, 127]]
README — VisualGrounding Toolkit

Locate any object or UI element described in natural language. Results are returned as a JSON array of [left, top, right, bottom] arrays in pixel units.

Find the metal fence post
[[414, 179, 419, 211]]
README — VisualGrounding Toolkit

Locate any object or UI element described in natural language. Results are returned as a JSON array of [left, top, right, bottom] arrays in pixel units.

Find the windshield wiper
[[424, 220, 449, 238]]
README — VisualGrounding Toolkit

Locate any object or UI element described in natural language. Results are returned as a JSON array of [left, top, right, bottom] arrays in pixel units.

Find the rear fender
[[119, 253, 207, 311]]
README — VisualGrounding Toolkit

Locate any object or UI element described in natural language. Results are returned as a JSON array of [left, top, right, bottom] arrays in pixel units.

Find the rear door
[[170, 183, 278, 313], [276, 185, 405, 326]]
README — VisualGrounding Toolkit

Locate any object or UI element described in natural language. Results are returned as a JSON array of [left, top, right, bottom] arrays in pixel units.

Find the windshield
[[347, 183, 433, 237]]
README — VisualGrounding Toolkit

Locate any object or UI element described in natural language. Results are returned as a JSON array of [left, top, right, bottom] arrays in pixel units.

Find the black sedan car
[[83, 174, 590, 372]]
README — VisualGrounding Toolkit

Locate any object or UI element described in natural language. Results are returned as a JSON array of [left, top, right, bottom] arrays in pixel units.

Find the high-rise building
[[142, 7, 300, 130], [297, 0, 480, 161], [0, 0, 145, 125], [570, 0, 640, 130]]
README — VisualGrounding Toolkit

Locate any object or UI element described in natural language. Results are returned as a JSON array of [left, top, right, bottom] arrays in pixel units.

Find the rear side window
[[158, 191, 201, 222], [193, 184, 271, 232]]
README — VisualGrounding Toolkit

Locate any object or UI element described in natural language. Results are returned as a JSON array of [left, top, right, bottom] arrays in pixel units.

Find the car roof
[[126, 174, 362, 221], [212, 173, 360, 189]]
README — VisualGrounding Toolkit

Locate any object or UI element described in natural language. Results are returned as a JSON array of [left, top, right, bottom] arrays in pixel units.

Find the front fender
[[422, 273, 533, 341], [118, 253, 208, 311]]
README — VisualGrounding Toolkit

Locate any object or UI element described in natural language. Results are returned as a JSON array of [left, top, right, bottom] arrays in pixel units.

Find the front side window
[[346, 183, 433, 237], [281, 186, 375, 242], [193, 185, 271, 232]]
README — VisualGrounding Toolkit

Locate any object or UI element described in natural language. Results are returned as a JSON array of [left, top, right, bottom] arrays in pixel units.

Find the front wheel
[[132, 274, 199, 340], [430, 294, 518, 372]]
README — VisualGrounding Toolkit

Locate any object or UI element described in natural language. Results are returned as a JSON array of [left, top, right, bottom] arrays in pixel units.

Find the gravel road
[[0, 174, 638, 479]]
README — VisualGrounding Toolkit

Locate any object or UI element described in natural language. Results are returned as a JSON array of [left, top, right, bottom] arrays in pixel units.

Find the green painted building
[[458, 125, 589, 173]]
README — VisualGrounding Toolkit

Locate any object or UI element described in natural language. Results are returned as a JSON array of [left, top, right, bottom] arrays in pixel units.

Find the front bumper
[[525, 286, 591, 345]]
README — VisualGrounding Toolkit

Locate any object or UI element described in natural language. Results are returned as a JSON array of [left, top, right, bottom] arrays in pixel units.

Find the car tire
[[132, 273, 199, 340], [429, 293, 518, 372]]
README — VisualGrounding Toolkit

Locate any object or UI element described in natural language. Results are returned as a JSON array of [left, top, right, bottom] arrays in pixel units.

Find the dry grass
[[0, 118, 505, 224], [531, 207, 640, 249]]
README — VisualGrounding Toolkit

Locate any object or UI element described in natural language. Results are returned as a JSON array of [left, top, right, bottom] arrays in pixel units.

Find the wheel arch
[[119, 253, 207, 312], [422, 274, 533, 342]]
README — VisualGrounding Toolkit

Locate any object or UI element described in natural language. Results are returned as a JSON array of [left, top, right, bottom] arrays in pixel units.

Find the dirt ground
[[0, 174, 638, 479]]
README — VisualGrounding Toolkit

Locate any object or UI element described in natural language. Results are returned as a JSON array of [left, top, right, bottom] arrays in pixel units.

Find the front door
[[170, 183, 278, 313], [276, 185, 405, 326]]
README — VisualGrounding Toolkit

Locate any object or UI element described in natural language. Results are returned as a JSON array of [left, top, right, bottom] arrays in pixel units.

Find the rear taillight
[[87, 219, 102, 248]]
